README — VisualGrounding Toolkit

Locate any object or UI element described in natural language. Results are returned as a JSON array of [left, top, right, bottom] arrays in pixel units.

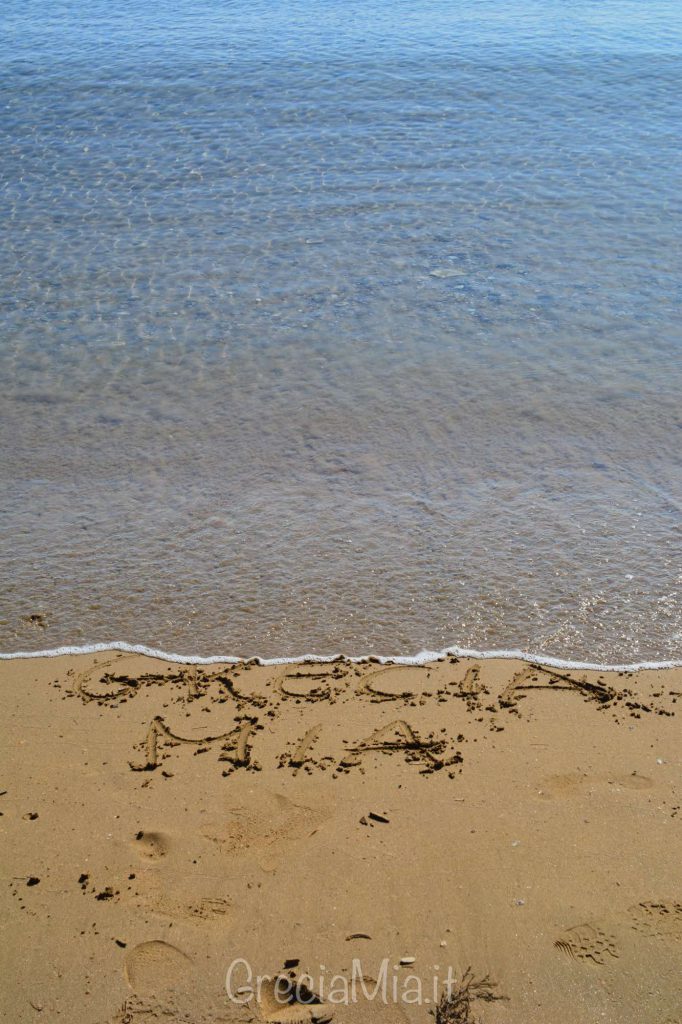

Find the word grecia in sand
[[60, 657, 676, 779]]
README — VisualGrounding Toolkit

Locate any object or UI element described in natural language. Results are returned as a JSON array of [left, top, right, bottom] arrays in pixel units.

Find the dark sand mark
[[132, 830, 169, 861]]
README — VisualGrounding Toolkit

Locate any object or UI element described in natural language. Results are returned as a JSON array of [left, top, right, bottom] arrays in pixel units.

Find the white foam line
[[0, 640, 680, 672]]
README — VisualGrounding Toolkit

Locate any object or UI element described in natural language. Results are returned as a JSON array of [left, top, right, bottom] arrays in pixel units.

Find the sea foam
[[0, 640, 680, 672]]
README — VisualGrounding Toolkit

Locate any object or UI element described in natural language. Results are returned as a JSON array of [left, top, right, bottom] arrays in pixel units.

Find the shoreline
[[1, 639, 681, 672]]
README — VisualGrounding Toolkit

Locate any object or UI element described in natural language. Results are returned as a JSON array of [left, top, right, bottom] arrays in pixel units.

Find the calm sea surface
[[1, 0, 681, 661]]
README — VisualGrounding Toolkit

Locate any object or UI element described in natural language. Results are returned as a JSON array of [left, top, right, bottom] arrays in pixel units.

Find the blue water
[[1, 0, 681, 661]]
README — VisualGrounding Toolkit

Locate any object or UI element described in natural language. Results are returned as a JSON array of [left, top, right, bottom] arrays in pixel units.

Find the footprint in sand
[[538, 770, 653, 800], [137, 890, 232, 924], [628, 900, 682, 940], [124, 940, 193, 994], [537, 771, 586, 798], [556, 898, 682, 968], [132, 830, 170, 861], [607, 772, 654, 791], [257, 976, 333, 1024], [202, 793, 326, 857], [554, 922, 620, 965]]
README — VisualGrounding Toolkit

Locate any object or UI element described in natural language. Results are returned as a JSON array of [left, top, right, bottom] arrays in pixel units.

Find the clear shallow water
[[1, 0, 681, 662]]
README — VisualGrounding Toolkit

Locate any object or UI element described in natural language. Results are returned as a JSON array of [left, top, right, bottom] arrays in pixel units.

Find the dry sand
[[1, 652, 681, 1023]]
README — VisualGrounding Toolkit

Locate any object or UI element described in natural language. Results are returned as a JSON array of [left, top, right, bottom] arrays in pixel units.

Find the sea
[[1, 0, 681, 666]]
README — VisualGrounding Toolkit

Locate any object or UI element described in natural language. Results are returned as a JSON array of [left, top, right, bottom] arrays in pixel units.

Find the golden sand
[[1, 652, 681, 1023]]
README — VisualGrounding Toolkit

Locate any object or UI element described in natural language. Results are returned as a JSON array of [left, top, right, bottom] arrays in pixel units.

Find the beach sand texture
[[1, 652, 681, 1023]]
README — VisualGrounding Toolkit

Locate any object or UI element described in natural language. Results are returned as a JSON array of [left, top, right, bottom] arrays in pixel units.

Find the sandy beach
[[3, 3, 681, 1023], [1, 650, 680, 1023]]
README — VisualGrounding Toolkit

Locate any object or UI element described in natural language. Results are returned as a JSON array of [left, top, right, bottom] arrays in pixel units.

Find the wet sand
[[1, 651, 681, 1023]]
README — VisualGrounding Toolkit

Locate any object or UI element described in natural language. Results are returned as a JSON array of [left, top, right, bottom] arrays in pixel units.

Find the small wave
[[0, 640, 680, 672]]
